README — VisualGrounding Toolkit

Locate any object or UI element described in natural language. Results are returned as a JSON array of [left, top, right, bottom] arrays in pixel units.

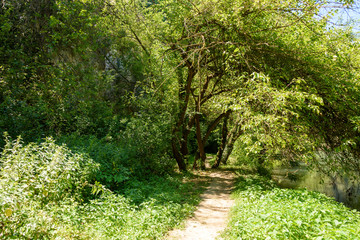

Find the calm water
[[272, 165, 360, 210]]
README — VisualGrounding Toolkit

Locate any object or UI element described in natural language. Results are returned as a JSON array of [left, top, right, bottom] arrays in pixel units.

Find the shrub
[[78, 177, 198, 239], [119, 112, 174, 175], [56, 134, 131, 190], [0, 135, 205, 239], [0, 135, 99, 239]]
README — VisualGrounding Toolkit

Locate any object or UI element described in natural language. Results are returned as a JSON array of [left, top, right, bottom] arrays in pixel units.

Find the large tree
[[145, 0, 360, 171], [3, 0, 358, 175]]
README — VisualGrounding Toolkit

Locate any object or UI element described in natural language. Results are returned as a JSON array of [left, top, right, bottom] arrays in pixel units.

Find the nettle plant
[[0, 135, 98, 238]]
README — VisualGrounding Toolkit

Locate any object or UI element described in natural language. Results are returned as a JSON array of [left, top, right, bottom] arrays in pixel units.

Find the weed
[[0, 137, 207, 239]]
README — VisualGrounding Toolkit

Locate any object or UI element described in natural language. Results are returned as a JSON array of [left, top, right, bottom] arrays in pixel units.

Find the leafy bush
[[122, 174, 198, 205], [57, 109, 175, 189], [0, 135, 205, 239], [0, 136, 99, 238], [0, 0, 115, 144], [57, 134, 131, 190], [119, 111, 174, 175], [223, 174, 360, 239], [0, 98, 48, 145], [75, 175, 200, 239]]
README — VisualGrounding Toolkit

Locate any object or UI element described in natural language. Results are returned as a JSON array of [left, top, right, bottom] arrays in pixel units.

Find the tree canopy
[[1, 0, 360, 176]]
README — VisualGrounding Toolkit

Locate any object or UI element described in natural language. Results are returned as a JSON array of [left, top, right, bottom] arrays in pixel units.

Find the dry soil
[[166, 169, 235, 240]]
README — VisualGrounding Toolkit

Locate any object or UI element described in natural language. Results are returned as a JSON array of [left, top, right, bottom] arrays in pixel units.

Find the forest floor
[[166, 168, 235, 240]]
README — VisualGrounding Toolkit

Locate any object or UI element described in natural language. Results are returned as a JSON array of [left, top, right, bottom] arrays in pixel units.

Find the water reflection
[[272, 165, 360, 210]]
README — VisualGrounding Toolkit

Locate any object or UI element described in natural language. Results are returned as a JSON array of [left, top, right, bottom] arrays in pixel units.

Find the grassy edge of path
[[221, 172, 360, 240], [2, 165, 211, 240]]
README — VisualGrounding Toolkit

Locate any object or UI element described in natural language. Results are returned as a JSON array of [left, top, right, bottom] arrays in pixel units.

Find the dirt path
[[166, 170, 235, 240]]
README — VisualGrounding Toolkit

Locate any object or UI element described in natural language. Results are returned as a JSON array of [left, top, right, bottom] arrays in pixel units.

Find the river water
[[271, 165, 360, 210]]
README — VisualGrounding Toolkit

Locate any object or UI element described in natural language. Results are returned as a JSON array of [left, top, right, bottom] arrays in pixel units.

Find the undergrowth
[[222, 173, 360, 240], [0, 136, 207, 239]]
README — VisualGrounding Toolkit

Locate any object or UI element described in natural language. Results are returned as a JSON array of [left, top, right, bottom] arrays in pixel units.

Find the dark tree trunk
[[180, 115, 196, 162], [203, 110, 231, 144], [212, 113, 230, 168], [171, 137, 187, 171], [193, 110, 232, 169], [171, 67, 196, 171], [194, 113, 206, 169], [193, 152, 200, 169]]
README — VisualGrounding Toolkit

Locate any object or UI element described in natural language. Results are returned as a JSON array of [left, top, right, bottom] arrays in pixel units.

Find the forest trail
[[166, 169, 235, 240]]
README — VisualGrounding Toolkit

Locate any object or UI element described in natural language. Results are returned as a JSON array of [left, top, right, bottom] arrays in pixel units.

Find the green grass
[[222, 173, 360, 240]]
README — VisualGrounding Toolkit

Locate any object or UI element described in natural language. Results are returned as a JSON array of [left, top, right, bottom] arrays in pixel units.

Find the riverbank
[[222, 173, 360, 239], [272, 164, 360, 210]]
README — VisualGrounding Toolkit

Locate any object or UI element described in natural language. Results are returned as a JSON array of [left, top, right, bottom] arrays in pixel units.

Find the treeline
[[0, 0, 174, 176], [1, 0, 360, 174]]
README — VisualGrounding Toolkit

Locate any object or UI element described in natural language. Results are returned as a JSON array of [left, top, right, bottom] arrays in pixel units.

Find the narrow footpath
[[166, 170, 235, 240]]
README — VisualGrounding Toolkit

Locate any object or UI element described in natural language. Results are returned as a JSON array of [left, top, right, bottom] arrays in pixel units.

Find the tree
[[3, 0, 358, 175], [147, 0, 360, 172], [0, 0, 114, 141]]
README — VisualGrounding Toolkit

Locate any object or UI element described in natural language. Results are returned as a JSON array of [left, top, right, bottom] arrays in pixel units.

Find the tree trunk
[[212, 113, 229, 168], [192, 110, 232, 169], [194, 113, 206, 169], [180, 115, 196, 163], [193, 152, 200, 169], [171, 137, 187, 171], [171, 67, 196, 170], [203, 110, 231, 144], [221, 124, 243, 165]]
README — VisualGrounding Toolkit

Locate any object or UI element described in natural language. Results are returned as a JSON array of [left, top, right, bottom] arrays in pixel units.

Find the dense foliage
[[1, 0, 360, 238], [1, 0, 359, 172], [0, 0, 114, 141], [223, 174, 360, 239], [0, 137, 205, 239]]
